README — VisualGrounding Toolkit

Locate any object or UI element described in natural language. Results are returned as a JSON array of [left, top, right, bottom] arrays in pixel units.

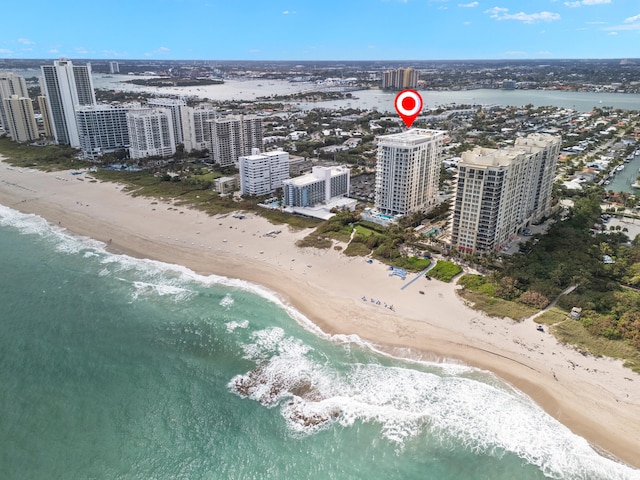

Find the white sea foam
[[225, 320, 249, 333], [0, 204, 105, 254], [219, 293, 234, 309], [230, 326, 640, 480], [130, 280, 193, 301]]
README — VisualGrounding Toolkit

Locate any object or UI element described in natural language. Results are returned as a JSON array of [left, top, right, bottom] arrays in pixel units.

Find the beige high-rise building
[[374, 129, 445, 217], [2, 95, 39, 143], [449, 133, 561, 254], [37, 95, 54, 139], [382, 67, 419, 90], [209, 115, 263, 167], [0, 72, 29, 134]]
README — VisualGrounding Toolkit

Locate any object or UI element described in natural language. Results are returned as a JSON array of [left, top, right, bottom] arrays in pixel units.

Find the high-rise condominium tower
[[449, 133, 561, 254], [147, 98, 189, 147], [239, 149, 290, 196], [40, 59, 96, 147], [375, 129, 445, 217], [0, 72, 29, 135], [2, 95, 39, 143], [76, 103, 140, 159], [126, 108, 176, 159], [382, 67, 419, 90], [210, 115, 263, 167]]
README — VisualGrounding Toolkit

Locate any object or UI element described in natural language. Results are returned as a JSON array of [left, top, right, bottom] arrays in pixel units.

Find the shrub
[[518, 290, 550, 309]]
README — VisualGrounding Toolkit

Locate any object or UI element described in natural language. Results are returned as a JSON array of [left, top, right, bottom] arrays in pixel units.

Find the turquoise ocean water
[[1, 204, 638, 480]]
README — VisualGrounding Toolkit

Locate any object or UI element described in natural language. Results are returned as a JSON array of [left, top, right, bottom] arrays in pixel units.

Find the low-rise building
[[213, 175, 238, 195], [283, 165, 350, 208]]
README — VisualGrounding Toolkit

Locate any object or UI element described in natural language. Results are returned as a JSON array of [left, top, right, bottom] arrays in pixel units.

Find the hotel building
[[126, 108, 176, 159], [449, 133, 561, 254], [239, 149, 290, 196], [374, 129, 445, 217], [283, 165, 350, 208], [210, 115, 263, 167], [40, 59, 96, 147], [1, 95, 39, 143]]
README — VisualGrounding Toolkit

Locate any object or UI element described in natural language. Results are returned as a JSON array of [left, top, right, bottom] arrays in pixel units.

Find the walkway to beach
[[400, 263, 434, 290]]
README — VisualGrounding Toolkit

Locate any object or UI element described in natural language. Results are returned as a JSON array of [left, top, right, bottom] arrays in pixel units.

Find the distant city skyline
[[1, 0, 639, 61]]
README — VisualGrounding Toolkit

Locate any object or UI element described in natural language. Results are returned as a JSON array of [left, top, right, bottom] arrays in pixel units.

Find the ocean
[[1, 204, 638, 480]]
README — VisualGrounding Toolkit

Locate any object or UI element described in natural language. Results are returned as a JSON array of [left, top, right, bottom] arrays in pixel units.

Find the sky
[[1, 0, 639, 61]]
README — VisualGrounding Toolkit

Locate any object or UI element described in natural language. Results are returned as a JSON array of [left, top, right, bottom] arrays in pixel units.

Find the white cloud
[[17, 38, 35, 45], [537, 50, 552, 55], [463, 21, 472, 25], [604, 14, 640, 32], [608, 31, 618, 35], [565, 0, 610, 6], [485, 7, 560, 23], [0, 49, 13, 55], [144, 46, 170, 57], [458, 2, 478, 7]]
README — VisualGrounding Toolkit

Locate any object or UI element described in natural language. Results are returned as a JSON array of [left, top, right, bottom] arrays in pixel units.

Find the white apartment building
[[40, 59, 96, 147], [283, 165, 350, 207], [147, 98, 189, 146], [76, 103, 140, 159], [374, 129, 445, 216], [450, 133, 561, 254], [2, 95, 39, 143], [185, 104, 217, 152], [126, 108, 176, 159], [210, 115, 263, 167], [239, 149, 290, 196], [0, 72, 29, 133]]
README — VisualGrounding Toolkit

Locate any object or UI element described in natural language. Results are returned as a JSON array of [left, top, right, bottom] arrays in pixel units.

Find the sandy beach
[[1, 158, 639, 469]]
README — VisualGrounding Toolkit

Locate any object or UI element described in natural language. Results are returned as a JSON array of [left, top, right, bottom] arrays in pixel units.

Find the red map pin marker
[[394, 90, 423, 128]]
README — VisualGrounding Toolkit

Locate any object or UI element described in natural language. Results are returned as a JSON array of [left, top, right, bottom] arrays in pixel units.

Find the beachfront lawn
[[428, 260, 463, 282]]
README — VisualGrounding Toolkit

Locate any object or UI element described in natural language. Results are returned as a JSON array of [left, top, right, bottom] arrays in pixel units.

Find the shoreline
[[1, 159, 640, 470]]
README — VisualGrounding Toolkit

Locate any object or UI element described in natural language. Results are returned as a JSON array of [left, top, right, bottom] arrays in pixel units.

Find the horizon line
[[2, 57, 640, 63]]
